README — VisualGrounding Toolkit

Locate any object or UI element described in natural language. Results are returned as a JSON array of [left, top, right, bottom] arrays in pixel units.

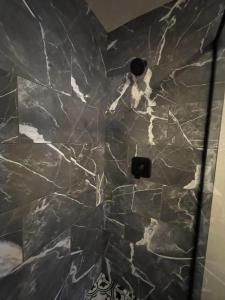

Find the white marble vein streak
[[108, 75, 130, 113], [71, 76, 88, 103]]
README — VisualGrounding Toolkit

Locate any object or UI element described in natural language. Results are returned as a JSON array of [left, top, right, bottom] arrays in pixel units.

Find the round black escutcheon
[[130, 58, 147, 76]]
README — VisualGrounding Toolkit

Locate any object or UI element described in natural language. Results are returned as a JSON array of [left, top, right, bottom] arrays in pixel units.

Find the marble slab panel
[[0, 143, 71, 214], [168, 100, 224, 149], [23, 192, 93, 260], [18, 78, 99, 144], [0, 0, 71, 94]]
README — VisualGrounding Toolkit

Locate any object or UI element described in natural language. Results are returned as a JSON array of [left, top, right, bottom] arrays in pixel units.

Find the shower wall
[[0, 0, 108, 299], [0, 0, 224, 299], [102, 0, 225, 299]]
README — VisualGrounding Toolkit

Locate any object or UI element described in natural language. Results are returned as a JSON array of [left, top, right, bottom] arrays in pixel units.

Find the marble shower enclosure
[[0, 0, 224, 300]]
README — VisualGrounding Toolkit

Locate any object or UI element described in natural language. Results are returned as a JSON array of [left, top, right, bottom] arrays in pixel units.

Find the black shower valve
[[131, 156, 151, 179]]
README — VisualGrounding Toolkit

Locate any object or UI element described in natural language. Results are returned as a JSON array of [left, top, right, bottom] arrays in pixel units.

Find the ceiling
[[86, 0, 172, 32]]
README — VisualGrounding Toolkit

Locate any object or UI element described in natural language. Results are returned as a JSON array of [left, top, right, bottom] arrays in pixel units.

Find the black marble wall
[[103, 0, 225, 299], [0, 0, 108, 299], [0, 0, 224, 299]]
